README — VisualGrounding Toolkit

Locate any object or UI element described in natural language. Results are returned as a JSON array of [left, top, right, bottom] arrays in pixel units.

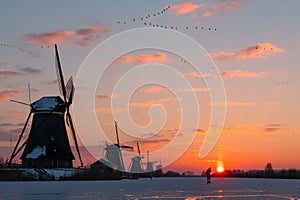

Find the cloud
[[129, 98, 176, 107], [0, 123, 24, 141], [210, 43, 284, 60], [115, 53, 167, 64], [138, 86, 209, 94], [177, 87, 209, 92], [170, 2, 204, 15], [0, 89, 22, 103], [129, 100, 155, 107], [24, 27, 108, 47], [213, 101, 253, 106], [263, 123, 284, 133], [194, 128, 207, 135], [94, 107, 127, 114], [221, 125, 251, 135], [96, 93, 113, 99], [16, 66, 42, 74], [203, 0, 242, 17], [42, 79, 58, 85], [0, 70, 21, 78], [139, 86, 168, 94], [220, 69, 267, 78], [184, 71, 202, 79]]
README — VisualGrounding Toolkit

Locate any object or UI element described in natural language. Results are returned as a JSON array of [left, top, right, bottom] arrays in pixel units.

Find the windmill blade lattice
[[55, 44, 67, 101]]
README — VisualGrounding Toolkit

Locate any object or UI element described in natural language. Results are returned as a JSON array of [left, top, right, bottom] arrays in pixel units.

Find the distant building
[[182, 170, 194, 176], [164, 171, 180, 177]]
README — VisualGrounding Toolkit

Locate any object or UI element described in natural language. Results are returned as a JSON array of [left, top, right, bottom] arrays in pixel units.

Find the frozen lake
[[0, 177, 299, 199]]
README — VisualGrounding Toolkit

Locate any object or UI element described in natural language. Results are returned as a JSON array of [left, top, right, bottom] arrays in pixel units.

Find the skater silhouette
[[206, 167, 211, 184]]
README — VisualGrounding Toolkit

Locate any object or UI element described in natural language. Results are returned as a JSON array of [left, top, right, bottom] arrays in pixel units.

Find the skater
[[206, 167, 211, 184]]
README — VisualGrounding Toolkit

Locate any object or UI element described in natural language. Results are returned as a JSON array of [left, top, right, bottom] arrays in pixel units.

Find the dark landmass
[[1, 160, 300, 181]]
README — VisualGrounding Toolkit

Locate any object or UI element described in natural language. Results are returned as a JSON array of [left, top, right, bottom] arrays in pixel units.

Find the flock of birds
[[0, 5, 289, 88], [0, 43, 50, 57], [0, 43, 34, 56], [116, 5, 218, 32]]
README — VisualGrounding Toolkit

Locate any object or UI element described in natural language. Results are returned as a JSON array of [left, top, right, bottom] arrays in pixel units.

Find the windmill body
[[21, 96, 74, 168], [129, 156, 143, 173], [128, 142, 144, 174], [103, 144, 125, 171]]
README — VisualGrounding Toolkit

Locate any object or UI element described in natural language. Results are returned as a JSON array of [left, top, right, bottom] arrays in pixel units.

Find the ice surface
[[26, 145, 46, 159], [0, 177, 299, 200]]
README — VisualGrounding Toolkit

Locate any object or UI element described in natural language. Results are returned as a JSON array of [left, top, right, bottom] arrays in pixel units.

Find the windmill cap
[[32, 96, 66, 112]]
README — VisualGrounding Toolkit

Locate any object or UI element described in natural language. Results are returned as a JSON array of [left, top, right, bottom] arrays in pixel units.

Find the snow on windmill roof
[[31, 96, 66, 112]]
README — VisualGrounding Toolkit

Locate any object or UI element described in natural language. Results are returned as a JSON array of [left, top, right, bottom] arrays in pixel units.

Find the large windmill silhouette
[[8, 44, 83, 168]]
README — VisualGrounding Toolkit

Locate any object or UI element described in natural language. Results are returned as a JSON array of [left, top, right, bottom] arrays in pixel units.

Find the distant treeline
[[213, 169, 300, 179]]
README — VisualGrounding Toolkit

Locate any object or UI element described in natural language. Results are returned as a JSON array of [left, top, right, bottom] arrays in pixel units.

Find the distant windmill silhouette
[[144, 151, 158, 172], [101, 121, 133, 172], [129, 142, 144, 174], [8, 44, 83, 168]]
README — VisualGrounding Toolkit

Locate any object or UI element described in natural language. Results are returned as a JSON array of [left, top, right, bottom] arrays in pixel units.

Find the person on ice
[[206, 167, 212, 184]]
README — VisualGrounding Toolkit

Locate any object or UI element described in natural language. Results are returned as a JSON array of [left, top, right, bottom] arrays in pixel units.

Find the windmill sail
[[55, 44, 67, 101]]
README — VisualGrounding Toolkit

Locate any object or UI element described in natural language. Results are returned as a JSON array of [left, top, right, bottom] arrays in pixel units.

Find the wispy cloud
[[138, 86, 209, 94], [0, 89, 22, 103], [96, 93, 114, 99], [220, 69, 267, 78], [139, 86, 168, 94], [263, 123, 285, 134], [94, 107, 127, 114], [115, 53, 167, 64], [213, 101, 253, 106], [129, 98, 176, 107], [203, 0, 242, 17], [194, 128, 207, 135], [185, 69, 266, 79], [129, 100, 155, 107], [0, 70, 21, 78], [24, 27, 108, 47], [170, 2, 204, 15], [16, 66, 42, 74], [210, 43, 284, 60]]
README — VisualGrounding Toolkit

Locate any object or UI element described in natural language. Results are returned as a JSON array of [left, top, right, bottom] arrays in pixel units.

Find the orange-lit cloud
[[203, 0, 242, 17], [139, 86, 168, 94], [170, 2, 204, 15], [129, 98, 176, 107], [115, 53, 167, 64], [222, 125, 251, 134], [178, 88, 209, 92], [24, 27, 107, 47], [129, 100, 155, 108], [0, 70, 21, 78], [94, 107, 127, 114], [220, 69, 267, 78], [0, 89, 22, 103], [184, 71, 202, 79], [96, 93, 114, 99], [210, 43, 284, 60], [213, 101, 253, 106], [139, 86, 208, 94], [194, 128, 207, 135]]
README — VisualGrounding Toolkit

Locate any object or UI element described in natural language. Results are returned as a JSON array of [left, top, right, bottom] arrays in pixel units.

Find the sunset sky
[[1, 0, 300, 174]]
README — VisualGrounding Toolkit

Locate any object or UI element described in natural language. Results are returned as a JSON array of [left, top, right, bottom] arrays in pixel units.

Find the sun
[[217, 166, 225, 173]]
